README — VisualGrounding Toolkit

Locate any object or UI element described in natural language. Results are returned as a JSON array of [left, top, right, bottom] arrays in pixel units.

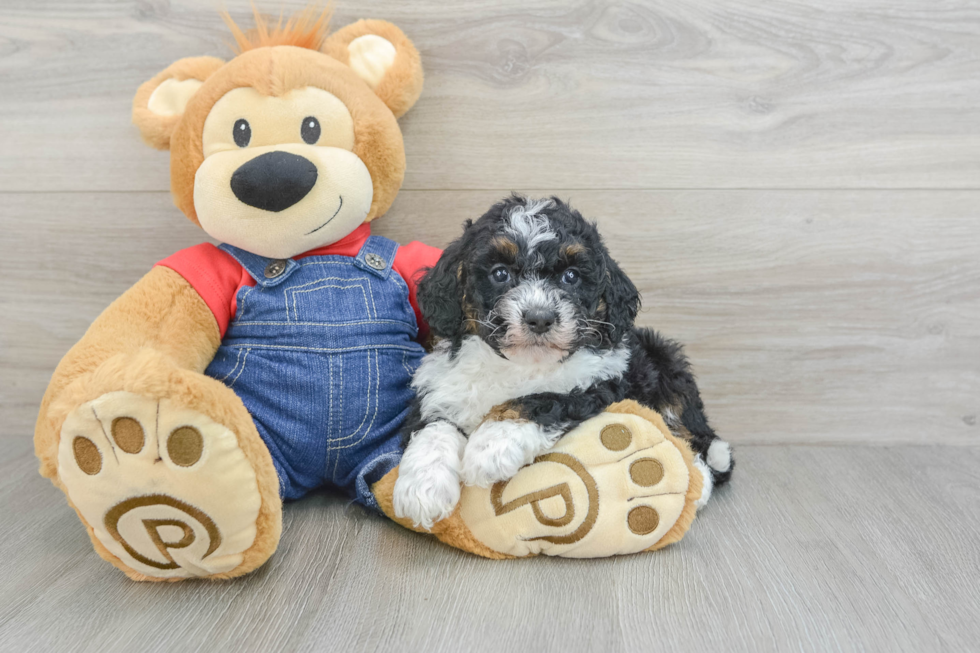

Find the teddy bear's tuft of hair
[[221, 4, 332, 54]]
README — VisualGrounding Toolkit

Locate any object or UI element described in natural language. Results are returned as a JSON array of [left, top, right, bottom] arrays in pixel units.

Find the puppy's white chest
[[412, 337, 630, 435]]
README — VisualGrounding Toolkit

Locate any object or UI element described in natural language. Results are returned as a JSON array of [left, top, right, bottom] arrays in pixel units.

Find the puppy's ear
[[417, 223, 472, 347], [601, 256, 640, 345]]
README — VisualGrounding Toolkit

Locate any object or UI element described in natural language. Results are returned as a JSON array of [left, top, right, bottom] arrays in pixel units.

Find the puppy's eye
[[301, 116, 321, 144], [561, 268, 580, 285], [490, 266, 511, 283], [233, 119, 251, 147]]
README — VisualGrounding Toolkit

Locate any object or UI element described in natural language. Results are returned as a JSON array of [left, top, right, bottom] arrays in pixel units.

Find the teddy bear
[[34, 8, 703, 581]]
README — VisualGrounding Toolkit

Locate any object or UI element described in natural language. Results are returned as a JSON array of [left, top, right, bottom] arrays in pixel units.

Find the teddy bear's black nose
[[230, 151, 318, 212]]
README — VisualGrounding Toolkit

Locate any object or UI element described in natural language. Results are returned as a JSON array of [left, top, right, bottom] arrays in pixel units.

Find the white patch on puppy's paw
[[693, 456, 714, 508], [393, 421, 466, 530], [706, 439, 732, 473], [461, 420, 560, 488]]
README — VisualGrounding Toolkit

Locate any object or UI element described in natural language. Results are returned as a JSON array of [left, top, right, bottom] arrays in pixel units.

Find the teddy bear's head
[[132, 9, 422, 259]]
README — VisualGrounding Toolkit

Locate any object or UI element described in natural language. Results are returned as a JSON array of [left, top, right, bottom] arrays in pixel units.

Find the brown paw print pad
[[167, 426, 203, 467], [599, 423, 665, 536], [627, 506, 660, 535], [71, 418, 203, 472], [72, 436, 102, 475], [599, 423, 632, 451], [112, 417, 145, 453]]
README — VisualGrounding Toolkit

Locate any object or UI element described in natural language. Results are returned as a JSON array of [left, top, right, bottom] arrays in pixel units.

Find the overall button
[[365, 253, 387, 270], [264, 259, 287, 278]]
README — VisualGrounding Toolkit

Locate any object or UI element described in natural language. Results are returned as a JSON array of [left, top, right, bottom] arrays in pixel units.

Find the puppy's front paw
[[461, 421, 550, 488], [393, 465, 460, 531], [393, 420, 465, 530]]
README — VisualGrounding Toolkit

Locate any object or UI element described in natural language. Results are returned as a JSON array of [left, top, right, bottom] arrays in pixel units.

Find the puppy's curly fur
[[392, 196, 733, 528]]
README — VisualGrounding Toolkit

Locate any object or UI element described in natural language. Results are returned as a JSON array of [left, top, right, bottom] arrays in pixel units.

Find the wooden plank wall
[[2, 0, 977, 446], [2, 3, 980, 651]]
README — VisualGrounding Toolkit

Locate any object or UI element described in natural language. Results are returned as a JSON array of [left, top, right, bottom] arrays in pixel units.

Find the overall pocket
[[284, 275, 376, 323]]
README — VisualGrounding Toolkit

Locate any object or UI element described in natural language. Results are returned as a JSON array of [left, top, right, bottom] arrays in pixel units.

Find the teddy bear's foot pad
[[458, 411, 692, 558], [58, 391, 263, 579]]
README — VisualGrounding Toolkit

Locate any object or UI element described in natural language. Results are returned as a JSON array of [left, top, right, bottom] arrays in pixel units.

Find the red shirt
[[156, 224, 442, 341]]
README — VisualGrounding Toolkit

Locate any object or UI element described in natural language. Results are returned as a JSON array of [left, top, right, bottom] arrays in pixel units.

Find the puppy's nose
[[524, 308, 557, 334], [231, 151, 318, 212]]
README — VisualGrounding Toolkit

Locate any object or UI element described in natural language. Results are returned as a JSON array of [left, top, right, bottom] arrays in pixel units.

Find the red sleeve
[[393, 241, 443, 342], [155, 244, 247, 338]]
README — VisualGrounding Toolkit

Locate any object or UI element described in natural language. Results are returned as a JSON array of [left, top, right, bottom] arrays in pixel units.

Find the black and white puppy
[[393, 196, 733, 528]]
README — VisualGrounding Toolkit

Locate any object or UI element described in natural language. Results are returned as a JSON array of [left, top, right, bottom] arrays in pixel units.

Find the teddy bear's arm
[[34, 266, 221, 479]]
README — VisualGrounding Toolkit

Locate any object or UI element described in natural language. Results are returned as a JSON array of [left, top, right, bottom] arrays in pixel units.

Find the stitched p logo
[[104, 494, 222, 570], [490, 452, 599, 545]]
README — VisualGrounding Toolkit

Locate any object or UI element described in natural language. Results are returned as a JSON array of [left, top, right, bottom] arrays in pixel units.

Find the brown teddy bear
[[34, 8, 702, 581]]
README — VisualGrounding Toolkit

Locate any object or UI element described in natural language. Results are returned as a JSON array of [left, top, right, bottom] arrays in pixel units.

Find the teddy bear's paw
[[58, 391, 263, 579], [457, 411, 693, 558]]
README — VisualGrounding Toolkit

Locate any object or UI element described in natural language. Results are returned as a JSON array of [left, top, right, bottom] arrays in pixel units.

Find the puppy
[[393, 196, 733, 528]]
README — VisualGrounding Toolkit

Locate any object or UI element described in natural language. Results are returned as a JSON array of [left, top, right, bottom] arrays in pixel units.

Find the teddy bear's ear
[[132, 56, 225, 150], [322, 20, 423, 118]]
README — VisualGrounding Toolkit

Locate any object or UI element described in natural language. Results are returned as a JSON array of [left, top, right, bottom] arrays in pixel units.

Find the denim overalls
[[203, 236, 424, 509]]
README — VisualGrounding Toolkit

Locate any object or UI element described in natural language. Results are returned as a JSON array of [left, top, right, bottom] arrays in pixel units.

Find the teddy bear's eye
[[301, 116, 321, 144], [233, 119, 251, 148]]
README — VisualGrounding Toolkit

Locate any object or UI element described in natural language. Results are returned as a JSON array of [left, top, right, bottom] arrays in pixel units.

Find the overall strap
[[352, 235, 399, 280], [217, 244, 301, 288]]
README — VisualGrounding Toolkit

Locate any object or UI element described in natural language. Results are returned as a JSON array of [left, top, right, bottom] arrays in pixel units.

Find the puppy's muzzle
[[524, 307, 557, 334], [231, 151, 318, 212]]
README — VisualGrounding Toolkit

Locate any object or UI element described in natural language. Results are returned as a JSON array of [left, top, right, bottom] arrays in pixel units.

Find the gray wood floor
[[1, 1, 979, 651], [3, 444, 979, 652]]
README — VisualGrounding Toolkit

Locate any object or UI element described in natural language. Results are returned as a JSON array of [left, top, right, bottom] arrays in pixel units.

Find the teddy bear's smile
[[305, 195, 343, 235]]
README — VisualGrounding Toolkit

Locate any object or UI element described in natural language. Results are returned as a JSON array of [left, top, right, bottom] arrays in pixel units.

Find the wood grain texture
[[1, 444, 978, 652], [2, 0, 980, 191], [3, 190, 977, 445], [2, 1, 980, 650]]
